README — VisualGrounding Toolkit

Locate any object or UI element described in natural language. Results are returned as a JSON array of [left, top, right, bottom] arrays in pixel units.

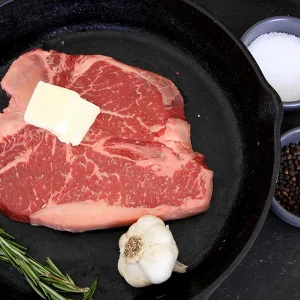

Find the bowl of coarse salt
[[241, 16, 300, 112]]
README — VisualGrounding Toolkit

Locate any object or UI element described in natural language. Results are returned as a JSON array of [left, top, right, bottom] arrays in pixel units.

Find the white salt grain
[[248, 32, 300, 102]]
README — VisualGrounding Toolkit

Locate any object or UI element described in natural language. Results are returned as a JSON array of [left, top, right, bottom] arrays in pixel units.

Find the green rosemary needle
[[0, 228, 98, 300]]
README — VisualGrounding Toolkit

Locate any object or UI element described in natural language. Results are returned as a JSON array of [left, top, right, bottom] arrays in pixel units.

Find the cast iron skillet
[[0, 0, 282, 299]]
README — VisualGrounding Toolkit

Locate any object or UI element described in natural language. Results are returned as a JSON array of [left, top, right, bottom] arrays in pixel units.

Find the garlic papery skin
[[118, 215, 187, 288]]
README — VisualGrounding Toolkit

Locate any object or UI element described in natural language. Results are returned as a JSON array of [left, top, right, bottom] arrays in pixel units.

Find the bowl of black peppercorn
[[272, 127, 300, 227]]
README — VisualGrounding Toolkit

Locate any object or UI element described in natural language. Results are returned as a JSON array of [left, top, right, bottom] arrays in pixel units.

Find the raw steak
[[0, 49, 213, 232]]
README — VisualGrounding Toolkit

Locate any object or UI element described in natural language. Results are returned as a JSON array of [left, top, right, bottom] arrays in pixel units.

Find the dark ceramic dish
[[241, 16, 300, 112], [0, 0, 282, 299], [272, 127, 300, 227]]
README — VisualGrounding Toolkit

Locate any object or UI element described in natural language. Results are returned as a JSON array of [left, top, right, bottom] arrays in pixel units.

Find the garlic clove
[[118, 255, 126, 277], [127, 222, 139, 237], [135, 215, 165, 233], [139, 244, 178, 284], [119, 232, 129, 254], [118, 256, 151, 288], [143, 223, 176, 247]]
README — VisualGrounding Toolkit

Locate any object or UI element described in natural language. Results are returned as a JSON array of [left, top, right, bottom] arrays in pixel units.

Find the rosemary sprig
[[0, 228, 98, 300]]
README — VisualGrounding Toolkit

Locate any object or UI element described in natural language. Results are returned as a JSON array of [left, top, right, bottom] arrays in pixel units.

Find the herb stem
[[0, 227, 98, 300]]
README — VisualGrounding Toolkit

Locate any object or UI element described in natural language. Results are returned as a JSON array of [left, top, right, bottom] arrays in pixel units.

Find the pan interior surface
[[0, 1, 280, 299]]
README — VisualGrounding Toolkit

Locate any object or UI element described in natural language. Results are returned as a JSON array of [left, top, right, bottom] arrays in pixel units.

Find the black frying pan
[[0, 0, 282, 299]]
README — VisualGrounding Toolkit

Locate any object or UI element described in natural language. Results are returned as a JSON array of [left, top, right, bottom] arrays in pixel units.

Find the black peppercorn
[[275, 142, 300, 217]]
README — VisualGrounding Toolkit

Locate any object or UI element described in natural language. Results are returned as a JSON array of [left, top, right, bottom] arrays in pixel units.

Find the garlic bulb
[[118, 215, 187, 288]]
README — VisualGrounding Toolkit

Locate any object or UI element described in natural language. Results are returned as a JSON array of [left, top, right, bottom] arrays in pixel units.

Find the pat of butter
[[24, 81, 100, 146]]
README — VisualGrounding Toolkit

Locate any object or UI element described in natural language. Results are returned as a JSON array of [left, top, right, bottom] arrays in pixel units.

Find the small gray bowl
[[272, 127, 300, 227], [241, 16, 300, 112]]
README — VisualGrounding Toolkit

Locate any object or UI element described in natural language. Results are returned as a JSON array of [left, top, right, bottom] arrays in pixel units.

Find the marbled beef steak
[[0, 49, 213, 232]]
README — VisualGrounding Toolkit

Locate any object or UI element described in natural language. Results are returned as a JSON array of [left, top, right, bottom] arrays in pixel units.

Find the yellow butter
[[24, 81, 100, 146]]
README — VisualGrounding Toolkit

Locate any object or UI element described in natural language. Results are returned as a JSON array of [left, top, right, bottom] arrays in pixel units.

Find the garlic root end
[[173, 261, 188, 273]]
